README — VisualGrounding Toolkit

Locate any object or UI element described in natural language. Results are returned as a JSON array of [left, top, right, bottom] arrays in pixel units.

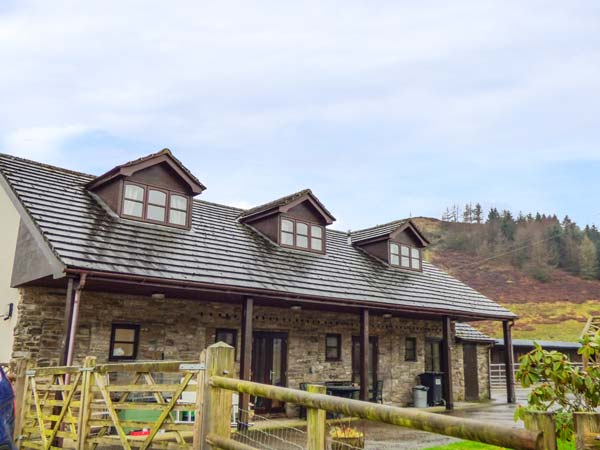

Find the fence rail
[[491, 362, 584, 388]]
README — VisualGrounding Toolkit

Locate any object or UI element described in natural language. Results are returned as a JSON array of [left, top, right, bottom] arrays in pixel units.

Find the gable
[[390, 227, 425, 247], [285, 200, 326, 224], [11, 221, 58, 287], [129, 163, 192, 194]]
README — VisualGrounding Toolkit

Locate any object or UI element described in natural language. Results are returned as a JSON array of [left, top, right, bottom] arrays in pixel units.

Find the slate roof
[[454, 323, 495, 343], [350, 219, 430, 245], [238, 188, 335, 222], [0, 153, 516, 320], [494, 339, 581, 349]]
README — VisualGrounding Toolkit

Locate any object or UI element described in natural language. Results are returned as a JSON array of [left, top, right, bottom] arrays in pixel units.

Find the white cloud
[[1, 125, 89, 161]]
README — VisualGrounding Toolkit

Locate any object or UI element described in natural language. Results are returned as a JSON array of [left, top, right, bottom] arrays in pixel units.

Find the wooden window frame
[[424, 338, 442, 372], [405, 337, 417, 361], [388, 241, 422, 272], [109, 323, 140, 361], [278, 215, 326, 254], [325, 333, 342, 361], [121, 181, 191, 229], [215, 328, 238, 359]]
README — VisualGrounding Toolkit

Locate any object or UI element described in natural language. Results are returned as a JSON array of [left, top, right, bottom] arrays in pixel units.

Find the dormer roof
[[239, 188, 336, 224], [351, 219, 430, 247], [86, 148, 206, 195]]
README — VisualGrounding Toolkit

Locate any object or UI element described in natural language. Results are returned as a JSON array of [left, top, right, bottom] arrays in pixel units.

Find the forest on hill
[[437, 204, 600, 283], [411, 206, 600, 341]]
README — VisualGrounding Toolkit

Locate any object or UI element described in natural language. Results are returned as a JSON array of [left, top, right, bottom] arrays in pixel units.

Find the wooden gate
[[14, 355, 205, 450]]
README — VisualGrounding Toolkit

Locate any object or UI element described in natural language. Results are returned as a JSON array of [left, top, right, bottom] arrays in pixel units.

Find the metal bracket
[[25, 370, 36, 377], [179, 363, 206, 371], [79, 367, 95, 372]]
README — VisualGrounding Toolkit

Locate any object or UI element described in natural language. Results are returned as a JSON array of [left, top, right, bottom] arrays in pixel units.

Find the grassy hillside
[[412, 217, 600, 341]]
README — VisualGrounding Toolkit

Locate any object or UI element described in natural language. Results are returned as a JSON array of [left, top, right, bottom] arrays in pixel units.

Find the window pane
[[281, 231, 294, 246], [147, 205, 166, 221], [297, 235, 308, 248], [311, 225, 322, 239], [326, 336, 338, 347], [216, 331, 235, 347], [391, 254, 400, 266], [311, 237, 322, 251], [115, 328, 135, 342], [390, 243, 399, 255], [297, 222, 308, 236], [401, 245, 410, 256], [411, 258, 420, 269], [125, 184, 145, 201], [326, 347, 339, 360], [401, 256, 410, 267], [148, 190, 166, 206], [169, 209, 187, 225], [411, 248, 420, 259], [123, 200, 143, 217], [171, 194, 188, 210], [112, 343, 134, 357], [281, 219, 293, 232]]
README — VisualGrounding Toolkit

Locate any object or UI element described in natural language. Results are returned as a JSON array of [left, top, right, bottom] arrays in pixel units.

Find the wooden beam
[[239, 297, 253, 428], [360, 309, 369, 402], [441, 316, 454, 410], [60, 277, 75, 366], [503, 320, 516, 404]]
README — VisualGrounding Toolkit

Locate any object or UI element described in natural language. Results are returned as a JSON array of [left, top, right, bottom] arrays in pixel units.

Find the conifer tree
[[579, 235, 598, 279], [473, 203, 483, 224]]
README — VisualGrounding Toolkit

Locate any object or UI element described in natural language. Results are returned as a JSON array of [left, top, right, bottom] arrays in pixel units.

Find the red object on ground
[[129, 430, 150, 436]]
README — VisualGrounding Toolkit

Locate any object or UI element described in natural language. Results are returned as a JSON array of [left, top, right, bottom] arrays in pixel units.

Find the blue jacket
[[0, 367, 15, 449]]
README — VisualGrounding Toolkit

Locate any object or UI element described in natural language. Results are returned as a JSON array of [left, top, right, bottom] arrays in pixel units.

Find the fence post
[[77, 356, 96, 450], [12, 359, 31, 446], [192, 350, 207, 450], [200, 342, 235, 450], [523, 411, 557, 450], [306, 384, 326, 450], [575, 412, 600, 450]]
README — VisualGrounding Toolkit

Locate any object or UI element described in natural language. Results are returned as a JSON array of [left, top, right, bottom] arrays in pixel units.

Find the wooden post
[[201, 342, 235, 450], [503, 320, 516, 404], [306, 384, 326, 450], [192, 350, 207, 450], [60, 277, 75, 366], [239, 297, 253, 429], [12, 359, 30, 444], [524, 411, 557, 450], [360, 309, 369, 402], [441, 316, 454, 411], [77, 356, 96, 450], [575, 412, 600, 450]]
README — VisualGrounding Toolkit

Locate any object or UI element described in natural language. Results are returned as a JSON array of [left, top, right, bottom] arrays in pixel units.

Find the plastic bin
[[419, 372, 444, 406], [413, 385, 429, 408], [0, 367, 15, 450]]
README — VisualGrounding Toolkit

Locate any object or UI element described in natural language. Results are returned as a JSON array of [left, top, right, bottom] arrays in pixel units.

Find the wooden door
[[252, 332, 288, 414], [463, 343, 480, 401], [351, 336, 378, 398]]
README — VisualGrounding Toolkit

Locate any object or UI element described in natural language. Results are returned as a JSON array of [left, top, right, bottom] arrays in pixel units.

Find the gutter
[[64, 268, 518, 322]]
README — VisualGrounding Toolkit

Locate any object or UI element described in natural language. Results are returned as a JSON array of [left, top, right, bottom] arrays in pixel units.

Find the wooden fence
[[13, 354, 206, 450], [12, 343, 600, 450]]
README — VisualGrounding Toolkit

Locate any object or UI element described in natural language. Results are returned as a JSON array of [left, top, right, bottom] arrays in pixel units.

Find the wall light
[[290, 305, 302, 311], [382, 313, 392, 319]]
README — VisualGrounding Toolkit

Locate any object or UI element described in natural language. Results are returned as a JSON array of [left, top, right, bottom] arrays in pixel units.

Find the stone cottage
[[0, 150, 515, 415]]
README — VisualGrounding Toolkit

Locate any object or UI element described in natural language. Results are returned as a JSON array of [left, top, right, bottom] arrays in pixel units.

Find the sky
[[1, 1, 600, 232]]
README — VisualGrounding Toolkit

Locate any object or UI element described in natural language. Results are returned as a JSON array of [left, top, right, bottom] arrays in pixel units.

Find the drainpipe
[[65, 274, 87, 367]]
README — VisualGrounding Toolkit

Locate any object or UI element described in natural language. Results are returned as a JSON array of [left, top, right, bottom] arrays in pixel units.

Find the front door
[[351, 336, 378, 399], [463, 343, 480, 401], [252, 332, 287, 414]]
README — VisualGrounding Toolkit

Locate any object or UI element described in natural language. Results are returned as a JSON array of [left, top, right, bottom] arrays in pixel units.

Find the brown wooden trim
[[239, 297, 253, 428], [325, 333, 342, 362], [404, 336, 417, 362], [503, 320, 516, 404], [121, 181, 191, 230], [441, 316, 453, 410], [388, 241, 422, 272], [278, 215, 326, 254], [359, 309, 369, 401], [109, 323, 140, 361], [64, 267, 518, 322]]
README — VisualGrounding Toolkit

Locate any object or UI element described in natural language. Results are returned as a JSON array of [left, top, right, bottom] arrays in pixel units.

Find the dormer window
[[280, 217, 325, 253], [390, 242, 421, 271], [122, 181, 190, 228]]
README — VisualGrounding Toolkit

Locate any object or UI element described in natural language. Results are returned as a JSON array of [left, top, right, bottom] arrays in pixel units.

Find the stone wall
[[12, 287, 493, 412]]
